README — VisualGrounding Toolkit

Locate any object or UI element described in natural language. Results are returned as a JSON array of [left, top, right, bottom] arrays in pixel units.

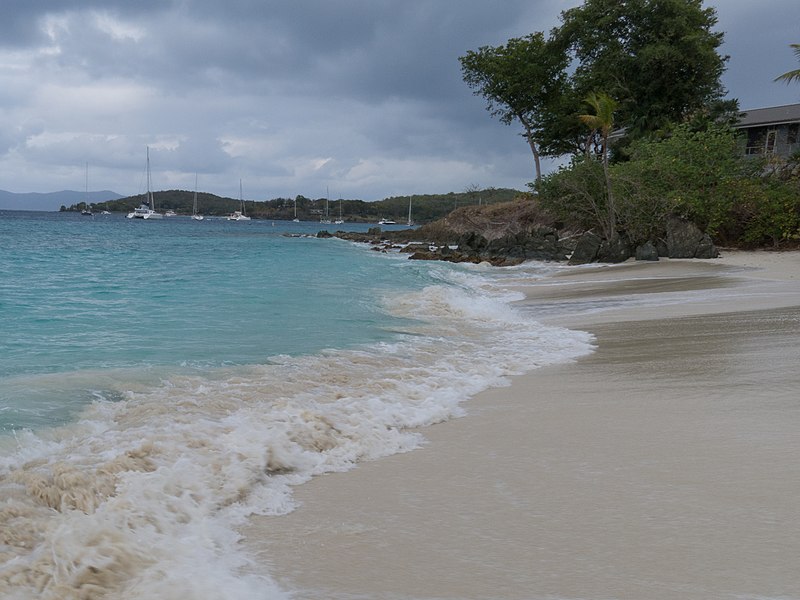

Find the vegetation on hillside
[[62, 188, 521, 224]]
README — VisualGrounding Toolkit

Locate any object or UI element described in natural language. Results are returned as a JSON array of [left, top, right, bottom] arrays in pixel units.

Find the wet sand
[[245, 251, 800, 600]]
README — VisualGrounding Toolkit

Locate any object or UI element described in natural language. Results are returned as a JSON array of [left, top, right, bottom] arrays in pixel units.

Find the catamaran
[[228, 180, 251, 221], [127, 147, 163, 219]]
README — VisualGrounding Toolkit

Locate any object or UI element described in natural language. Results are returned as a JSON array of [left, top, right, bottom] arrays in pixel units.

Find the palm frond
[[775, 44, 800, 84]]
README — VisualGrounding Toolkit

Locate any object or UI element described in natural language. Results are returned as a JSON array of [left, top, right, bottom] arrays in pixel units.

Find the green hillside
[[62, 188, 523, 223]]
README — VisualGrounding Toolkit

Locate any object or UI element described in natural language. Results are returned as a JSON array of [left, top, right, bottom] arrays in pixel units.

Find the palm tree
[[775, 44, 800, 84], [579, 91, 618, 239]]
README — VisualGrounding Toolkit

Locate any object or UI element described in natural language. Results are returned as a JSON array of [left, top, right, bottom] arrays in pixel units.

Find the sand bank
[[245, 250, 800, 600]]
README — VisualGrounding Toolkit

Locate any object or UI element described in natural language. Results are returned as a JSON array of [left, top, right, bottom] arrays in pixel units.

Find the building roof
[[736, 103, 800, 128]]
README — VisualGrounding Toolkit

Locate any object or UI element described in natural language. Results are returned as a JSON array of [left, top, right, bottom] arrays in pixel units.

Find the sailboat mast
[[146, 146, 154, 210]]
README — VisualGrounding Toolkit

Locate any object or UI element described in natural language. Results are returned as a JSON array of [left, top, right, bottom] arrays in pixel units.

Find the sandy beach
[[245, 250, 800, 600]]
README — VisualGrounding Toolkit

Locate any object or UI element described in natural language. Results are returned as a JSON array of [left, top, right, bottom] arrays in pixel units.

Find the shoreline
[[244, 250, 800, 600]]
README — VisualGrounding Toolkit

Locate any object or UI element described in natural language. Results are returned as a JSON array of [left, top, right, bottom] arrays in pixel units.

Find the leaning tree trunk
[[520, 118, 542, 190]]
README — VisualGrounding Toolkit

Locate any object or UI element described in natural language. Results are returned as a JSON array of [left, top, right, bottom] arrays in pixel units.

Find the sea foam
[[0, 263, 594, 599]]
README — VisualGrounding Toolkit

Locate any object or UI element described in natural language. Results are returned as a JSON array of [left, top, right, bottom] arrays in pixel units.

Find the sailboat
[[334, 197, 344, 224], [320, 187, 332, 224], [292, 197, 300, 222], [80, 162, 92, 216], [191, 174, 204, 220], [228, 179, 251, 220], [127, 147, 163, 219], [407, 195, 414, 226]]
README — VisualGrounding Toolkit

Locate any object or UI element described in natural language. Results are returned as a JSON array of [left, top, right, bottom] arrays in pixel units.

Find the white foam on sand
[[0, 265, 594, 599]]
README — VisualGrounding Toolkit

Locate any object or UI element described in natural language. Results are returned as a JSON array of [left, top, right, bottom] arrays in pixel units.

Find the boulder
[[596, 234, 633, 263], [568, 231, 602, 264], [635, 241, 659, 261], [666, 216, 719, 258]]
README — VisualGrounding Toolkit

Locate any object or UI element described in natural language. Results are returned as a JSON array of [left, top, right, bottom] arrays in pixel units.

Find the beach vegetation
[[459, 0, 800, 253], [578, 92, 618, 239]]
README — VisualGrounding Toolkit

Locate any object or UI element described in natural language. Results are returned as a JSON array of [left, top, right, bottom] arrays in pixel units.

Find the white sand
[[245, 250, 800, 600]]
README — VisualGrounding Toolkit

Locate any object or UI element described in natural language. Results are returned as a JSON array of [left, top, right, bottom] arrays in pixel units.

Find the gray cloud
[[0, 1, 798, 203]]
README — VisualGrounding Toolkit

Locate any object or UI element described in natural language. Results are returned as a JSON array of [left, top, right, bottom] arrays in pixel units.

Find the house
[[734, 103, 800, 157]]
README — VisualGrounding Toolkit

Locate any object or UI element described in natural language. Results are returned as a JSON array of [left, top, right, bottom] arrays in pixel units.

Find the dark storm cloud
[[0, 1, 798, 203]]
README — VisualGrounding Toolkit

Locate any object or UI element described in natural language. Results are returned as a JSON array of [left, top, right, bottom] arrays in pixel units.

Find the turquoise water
[[0, 211, 427, 431], [0, 210, 593, 599]]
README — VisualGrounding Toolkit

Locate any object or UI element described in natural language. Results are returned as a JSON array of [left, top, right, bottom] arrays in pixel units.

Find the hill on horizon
[[0, 189, 124, 211]]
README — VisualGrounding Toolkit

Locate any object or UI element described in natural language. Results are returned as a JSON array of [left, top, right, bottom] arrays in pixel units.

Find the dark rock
[[457, 232, 488, 253], [316, 230, 333, 238], [597, 234, 632, 263], [666, 216, 718, 258], [635, 241, 659, 261], [694, 233, 719, 259], [569, 231, 602, 264]]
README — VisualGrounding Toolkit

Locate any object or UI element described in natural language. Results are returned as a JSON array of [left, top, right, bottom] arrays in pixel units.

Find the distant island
[[55, 188, 522, 225]]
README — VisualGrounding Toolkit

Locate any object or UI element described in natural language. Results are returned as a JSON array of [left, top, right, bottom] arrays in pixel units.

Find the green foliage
[[459, 0, 729, 176], [613, 123, 745, 237], [554, 0, 727, 140], [724, 177, 800, 248], [539, 123, 800, 249], [774, 43, 800, 85], [578, 91, 619, 237], [537, 157, 608, 233], [459, 33, 569, 183]]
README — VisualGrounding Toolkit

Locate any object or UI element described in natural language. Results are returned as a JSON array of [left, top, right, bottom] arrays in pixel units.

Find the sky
[[0, 0, 798, 202]]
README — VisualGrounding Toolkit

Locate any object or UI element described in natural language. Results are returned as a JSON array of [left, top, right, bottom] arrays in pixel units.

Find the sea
[[0, 210, 594, 599]]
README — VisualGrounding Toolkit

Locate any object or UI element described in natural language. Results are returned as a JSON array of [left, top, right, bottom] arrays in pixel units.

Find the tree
[[553, 0, 727, 141], [459, 33, 568, 187], [775, 44, 800, 84], [579, 92, 618, 238]]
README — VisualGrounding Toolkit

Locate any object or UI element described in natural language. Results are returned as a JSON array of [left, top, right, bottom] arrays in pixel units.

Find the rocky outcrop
[[321, 200, 720, 267], [665, 216, 719, 258]]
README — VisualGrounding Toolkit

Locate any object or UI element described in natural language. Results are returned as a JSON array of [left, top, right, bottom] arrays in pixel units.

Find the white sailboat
[[228, 179, 251, 221], [191, 174, 204, 220], [407, 195, 414, 226], [127, 147, 163, 219], [334, 196, 344, 224], [292, 196, 300, 222], [320, 186, 332, 224], [80, 162, 92, 216]]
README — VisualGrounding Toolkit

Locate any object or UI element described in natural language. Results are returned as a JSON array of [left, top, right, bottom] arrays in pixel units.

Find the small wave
[[0, 264, 594, 599]]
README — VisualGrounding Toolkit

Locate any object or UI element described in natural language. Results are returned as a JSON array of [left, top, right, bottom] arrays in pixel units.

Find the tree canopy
[[460, 0, 729, 163], [554, 0, 727, 139], [459, 33, 569, 186]]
